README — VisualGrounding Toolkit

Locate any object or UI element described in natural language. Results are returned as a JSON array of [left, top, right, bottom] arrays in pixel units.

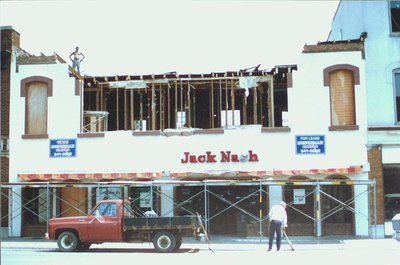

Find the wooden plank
[[210, 80, 214, 128], [124, 88, 127, 130], [225, 80, 228, 126], [130, 90, 134, 130], [167, 82, 171, 128], [151, 83, 156, 130], [187, 81, 191, 127], [116, 87, 119, 130], [175, 81, 178, 128], [231, 79, 235, 125], [253, 86, 258, 124], [268, 80, 275, 127]]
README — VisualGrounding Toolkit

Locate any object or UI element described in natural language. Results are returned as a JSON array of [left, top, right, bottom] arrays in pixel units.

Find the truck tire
[[173, 237, 182, 251], [78, 242, 91, 251], [153, 231, 176, 253], [57, 231, 79, 252]]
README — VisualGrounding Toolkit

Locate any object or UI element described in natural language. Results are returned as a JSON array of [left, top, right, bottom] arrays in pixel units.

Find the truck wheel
[[57, 231, 79, 252], [173, 237, 182, 251], [78, 242, 91, 251], [153, 231, 176, 253]]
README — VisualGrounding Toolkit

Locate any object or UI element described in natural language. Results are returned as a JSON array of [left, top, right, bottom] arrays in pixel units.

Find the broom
[[283, 230, 295, 251]]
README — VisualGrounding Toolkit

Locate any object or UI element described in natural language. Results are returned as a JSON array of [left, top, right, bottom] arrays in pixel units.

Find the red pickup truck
[[46, 199, 204, 253]]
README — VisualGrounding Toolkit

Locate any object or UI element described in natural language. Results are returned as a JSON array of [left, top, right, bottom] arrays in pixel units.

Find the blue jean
[[72, 59, 81, 73], [268, 220, 282, 250]]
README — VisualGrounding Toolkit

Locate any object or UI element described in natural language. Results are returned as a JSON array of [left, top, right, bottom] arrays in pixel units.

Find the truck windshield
[[93, 202, 117, 217]]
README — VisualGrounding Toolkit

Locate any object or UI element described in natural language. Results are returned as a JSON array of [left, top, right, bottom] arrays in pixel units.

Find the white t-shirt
[[268, 204, 288, 227]]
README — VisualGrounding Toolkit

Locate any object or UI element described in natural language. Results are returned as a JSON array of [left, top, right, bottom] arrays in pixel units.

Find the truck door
[[87, 202, 122, 242]]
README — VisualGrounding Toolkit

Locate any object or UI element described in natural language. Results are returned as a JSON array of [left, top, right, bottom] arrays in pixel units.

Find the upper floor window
[[329, 70, 356, 126], [393, 70, 400, 122], [26, 82, 48, 134], [21, 76, 53, 137], [324, 65, 360, 130], [390, 1, 400, 33]]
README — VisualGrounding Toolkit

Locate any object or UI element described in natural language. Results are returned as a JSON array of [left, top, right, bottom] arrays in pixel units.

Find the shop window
[[20, 76, 53, 138], [383, 165, 400, 220], [393, 70, 400, 122], [324, 65, 360, 130], [390, 1, 400, 33]]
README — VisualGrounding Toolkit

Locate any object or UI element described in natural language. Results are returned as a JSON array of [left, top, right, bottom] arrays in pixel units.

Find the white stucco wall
[[9, 62, 81, 183], [8, 44, 371, 236], [9, 51, 369, 179]]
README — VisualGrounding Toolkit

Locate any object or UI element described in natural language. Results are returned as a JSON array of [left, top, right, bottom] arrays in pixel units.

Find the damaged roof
[[303, 32, 366, 55], [83, 64, 297, 87]]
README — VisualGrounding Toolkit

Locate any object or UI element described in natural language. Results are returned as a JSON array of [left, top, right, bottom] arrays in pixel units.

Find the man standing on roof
[[267, 201, 288, 251], [69, 46, 85, 73]]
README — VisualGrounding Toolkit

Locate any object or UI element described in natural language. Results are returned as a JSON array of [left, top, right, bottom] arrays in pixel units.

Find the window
[[390, 1, 400, 33], [393, 70, 400, 122], [21, 76, 52, 137], [26, 82, 48, 134], [324, 64, 360, 130], [329, 70, 356, 126]]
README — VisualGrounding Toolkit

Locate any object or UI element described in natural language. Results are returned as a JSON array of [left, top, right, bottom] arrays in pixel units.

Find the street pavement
[[2, 236, 400, 265]]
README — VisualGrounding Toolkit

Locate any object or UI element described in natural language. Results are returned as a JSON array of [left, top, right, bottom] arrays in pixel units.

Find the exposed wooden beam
[[210, 80, 214, 128]]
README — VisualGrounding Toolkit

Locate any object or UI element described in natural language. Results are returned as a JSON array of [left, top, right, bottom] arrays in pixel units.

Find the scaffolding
[[0, 179, 377, 238]]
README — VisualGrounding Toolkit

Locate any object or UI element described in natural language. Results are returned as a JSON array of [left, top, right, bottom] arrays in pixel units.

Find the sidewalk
[[2, 235, 400, 252]]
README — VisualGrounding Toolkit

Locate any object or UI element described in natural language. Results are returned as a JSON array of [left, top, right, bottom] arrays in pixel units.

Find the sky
[[0, 0, 339, 76]]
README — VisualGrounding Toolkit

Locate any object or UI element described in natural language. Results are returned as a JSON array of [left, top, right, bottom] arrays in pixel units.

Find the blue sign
[[50, 139, 76, 158], [296, 135, 325, 155]]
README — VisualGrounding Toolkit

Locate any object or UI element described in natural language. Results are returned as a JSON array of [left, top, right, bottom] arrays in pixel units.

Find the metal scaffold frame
[[0, 179, 377, 238]]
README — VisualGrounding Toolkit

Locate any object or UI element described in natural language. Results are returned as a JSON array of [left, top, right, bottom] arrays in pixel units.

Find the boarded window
[[329, 70, 355, 126], [26, 82, 48, 134]]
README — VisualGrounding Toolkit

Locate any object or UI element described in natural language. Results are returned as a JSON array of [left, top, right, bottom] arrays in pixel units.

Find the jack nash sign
[[181, 150, 259, 164]]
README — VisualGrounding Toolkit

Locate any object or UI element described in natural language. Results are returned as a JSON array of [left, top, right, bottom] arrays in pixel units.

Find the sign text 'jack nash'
[[181, 150, 259, 164]]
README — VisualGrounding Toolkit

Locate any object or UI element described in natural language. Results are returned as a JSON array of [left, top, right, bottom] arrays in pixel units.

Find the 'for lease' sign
[[295, 135, 325, 155]]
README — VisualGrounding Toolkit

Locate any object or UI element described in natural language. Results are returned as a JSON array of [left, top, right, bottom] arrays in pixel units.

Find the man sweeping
[[267, 201, 288, 251]]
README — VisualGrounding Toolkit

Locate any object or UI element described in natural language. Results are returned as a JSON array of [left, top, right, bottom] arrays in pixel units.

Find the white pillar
[[9, 186, 22, 237], [269, 185, 283, 209], [354, 184, 369, 236], [160, 185, 174, 217]]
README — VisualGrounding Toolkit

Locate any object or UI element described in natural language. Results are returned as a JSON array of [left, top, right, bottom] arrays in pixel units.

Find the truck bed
[[123, 216, 197, 231]]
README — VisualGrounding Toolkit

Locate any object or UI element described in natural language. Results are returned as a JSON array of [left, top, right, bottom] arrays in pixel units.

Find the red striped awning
[[18, 172, 161, 181], [170, 166, 362, 178], [18, 166, 362, 181]]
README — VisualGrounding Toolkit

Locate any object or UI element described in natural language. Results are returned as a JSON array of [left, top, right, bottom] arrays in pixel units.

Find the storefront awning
[[17, 166, 362, 181]]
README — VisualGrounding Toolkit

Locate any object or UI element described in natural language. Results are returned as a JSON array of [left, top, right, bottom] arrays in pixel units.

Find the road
[[2, 238, 400, 265]]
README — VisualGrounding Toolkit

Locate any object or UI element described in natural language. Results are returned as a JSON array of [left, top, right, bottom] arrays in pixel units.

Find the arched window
[[329, 70, 356, 126], [393, 69, 400, 122], [324, 64, 359, 130], [21, 76, 53, 138]]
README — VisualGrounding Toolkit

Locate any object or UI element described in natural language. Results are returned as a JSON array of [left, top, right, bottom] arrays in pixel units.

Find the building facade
[[328, 0, 400, 236], [2, 26, 375, 238]]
